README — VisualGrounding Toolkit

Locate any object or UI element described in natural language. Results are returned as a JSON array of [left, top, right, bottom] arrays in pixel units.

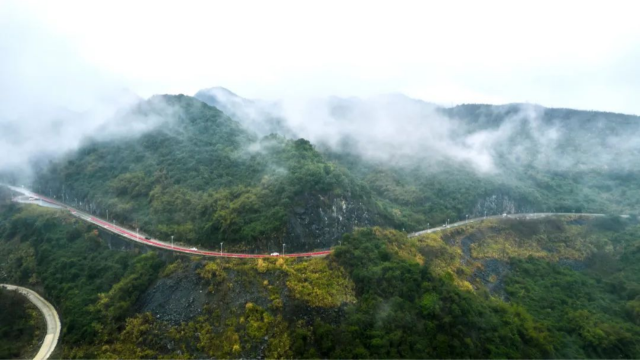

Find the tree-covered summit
[[33, 95, 379, 252]]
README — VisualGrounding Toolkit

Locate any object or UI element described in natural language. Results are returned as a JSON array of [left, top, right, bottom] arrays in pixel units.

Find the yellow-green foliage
[[380, 228, 466, 277], [285, 258, 356, 307], [266, 285, 284, 310], [245, 302, 273, 339], [98, 313, 172, 359], [411, 232, 476, 291], [266, 316, 291, 359], [242, 303, 291, 359], [250, 256, 356, 308], [252, 257, 282, 272], [455, 278, 474, 291], [378, 227, 426, 264], [197, 261, 226, 281], [469, 218, 599, 261], [196, 317, 242, 358], [256, 258, 269, 273], [350, 228, 475, 292], [414, 233, 462, 274], [160, 260, 183, 278], [471, 235, 548, 260]]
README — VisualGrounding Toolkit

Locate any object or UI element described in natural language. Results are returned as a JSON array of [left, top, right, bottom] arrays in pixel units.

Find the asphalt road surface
[[408, 212, 605, 237]]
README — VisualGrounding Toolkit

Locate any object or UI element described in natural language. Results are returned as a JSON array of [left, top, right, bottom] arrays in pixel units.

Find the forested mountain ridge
[[28, 90, 640, 252], [194, 87, 291, 138], [441, 103, 640, 171], [33, 94, 382, 252], [196, 89, 640, 218]]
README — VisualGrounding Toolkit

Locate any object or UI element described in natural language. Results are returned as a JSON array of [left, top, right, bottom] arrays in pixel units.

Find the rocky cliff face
[[472, 193, 536, 217], [283, 193, 374, 251]]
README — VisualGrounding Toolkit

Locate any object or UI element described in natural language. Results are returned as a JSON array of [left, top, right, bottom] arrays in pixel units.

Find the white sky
[[2, 0, 640, 114]]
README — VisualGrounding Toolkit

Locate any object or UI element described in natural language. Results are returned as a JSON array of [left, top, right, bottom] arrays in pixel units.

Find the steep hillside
[[441, 104, 640, 175], [2, 203, 639, 358], [329, 102, 640, 226], [194, 90, 640, 228], [29, 91, 640, 252], [33, 95, 381, 252]]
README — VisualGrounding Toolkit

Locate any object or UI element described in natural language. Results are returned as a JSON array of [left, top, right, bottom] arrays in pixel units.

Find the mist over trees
[[0, 88, 634, 252]]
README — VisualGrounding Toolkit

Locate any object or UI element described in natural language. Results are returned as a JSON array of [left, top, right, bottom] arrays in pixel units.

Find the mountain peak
[[195, 86, 240, 98]]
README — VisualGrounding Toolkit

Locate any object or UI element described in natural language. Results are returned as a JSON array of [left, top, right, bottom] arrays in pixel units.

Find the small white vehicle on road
[[270, 252, 280, 256]]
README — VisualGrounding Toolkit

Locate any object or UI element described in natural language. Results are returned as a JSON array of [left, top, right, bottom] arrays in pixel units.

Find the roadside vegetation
[[0, 204, 163, 357], [0, 288, 44, 359], [2, 198, 639, 358], [32, 96, 376, 252]]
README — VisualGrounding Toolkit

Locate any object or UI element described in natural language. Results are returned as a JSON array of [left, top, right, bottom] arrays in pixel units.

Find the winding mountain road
[[408, 212, 606, 237], [0, 185, 614, 360], [0, 284, 61, 360], [3, 184, 609, 257], [4, 184, 331, 258]]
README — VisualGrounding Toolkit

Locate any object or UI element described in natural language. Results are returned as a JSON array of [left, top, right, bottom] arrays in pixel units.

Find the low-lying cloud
[[281, 94, 499, 172], [197, 88, 640, 174], [2, 3, 639, 183], [0, 7, 156, 177]]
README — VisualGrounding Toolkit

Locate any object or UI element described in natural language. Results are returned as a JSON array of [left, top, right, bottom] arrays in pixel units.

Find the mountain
[[194, 87, 293, 138], [441, 103, 640, 171], [28, 90, 640, 252], [199, 89, 640, 173], [33, 94, 381, 252], [4, 88, 640, 359]]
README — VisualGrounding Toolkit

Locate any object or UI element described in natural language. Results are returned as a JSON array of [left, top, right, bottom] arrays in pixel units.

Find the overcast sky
[[2, 0, 640, 114]]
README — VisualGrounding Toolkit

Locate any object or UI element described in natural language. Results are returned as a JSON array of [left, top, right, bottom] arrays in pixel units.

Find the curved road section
[[3, 183, 608, 256], [4, 184, 331, 258], [409, 212, 605, 237], [0, 284, 61, 360]]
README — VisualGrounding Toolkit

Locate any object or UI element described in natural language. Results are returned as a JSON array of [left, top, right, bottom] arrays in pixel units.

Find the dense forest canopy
[[0, 287, 43, 359], [1, 201, 639, 358]]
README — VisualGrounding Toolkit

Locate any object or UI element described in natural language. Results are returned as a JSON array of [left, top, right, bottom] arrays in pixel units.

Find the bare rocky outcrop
[[472, 193, 535, 218], [284, 194, 373, 252]]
